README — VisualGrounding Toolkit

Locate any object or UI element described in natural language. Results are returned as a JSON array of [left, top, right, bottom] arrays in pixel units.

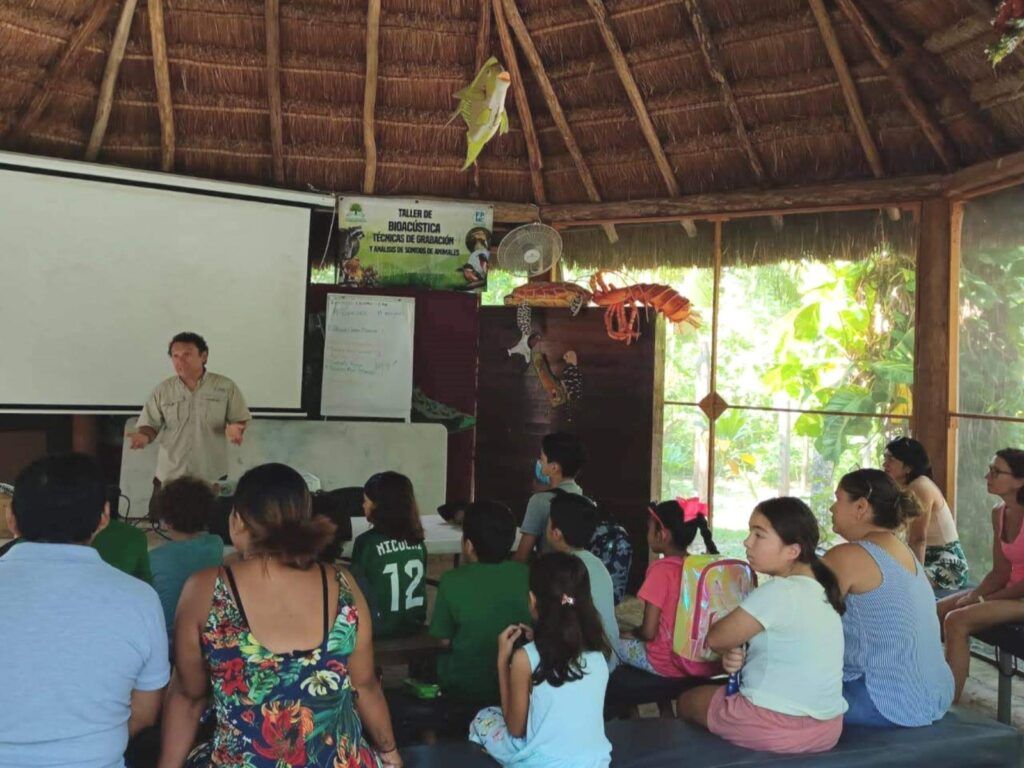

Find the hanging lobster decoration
[[589, 271, 700, 344], [504, 272, 699, 345]]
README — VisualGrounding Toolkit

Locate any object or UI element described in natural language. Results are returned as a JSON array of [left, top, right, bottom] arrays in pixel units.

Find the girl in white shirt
[[677, 497, 847, 754]]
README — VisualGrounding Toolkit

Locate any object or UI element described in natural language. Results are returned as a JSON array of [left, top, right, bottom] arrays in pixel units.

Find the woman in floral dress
[[158, 463, 402, 768]]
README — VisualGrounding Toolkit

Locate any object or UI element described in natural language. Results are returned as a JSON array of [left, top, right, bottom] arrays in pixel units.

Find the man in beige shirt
[[128, 332, 250, 487]]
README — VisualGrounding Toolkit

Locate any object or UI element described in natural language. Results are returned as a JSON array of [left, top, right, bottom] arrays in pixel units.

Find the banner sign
[[337, 196, 494, 291]]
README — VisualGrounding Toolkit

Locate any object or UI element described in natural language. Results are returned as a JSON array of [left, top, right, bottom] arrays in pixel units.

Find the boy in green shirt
[[430, 501, 531, 705], [92, 517, 152, 584]]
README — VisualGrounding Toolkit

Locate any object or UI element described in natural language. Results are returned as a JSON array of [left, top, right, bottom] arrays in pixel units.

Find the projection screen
[[0, 168, 310, 410]]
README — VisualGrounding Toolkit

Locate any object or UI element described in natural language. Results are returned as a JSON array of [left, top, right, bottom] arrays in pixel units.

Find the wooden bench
[[603, 665, 714, 719], [936, 587, 1024, 725], [375, 629, 446, 668], [975, 622, 1024, 725]]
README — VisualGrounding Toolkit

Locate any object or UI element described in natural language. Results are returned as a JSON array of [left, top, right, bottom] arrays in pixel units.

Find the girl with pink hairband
[[615, 498, 722, 702]]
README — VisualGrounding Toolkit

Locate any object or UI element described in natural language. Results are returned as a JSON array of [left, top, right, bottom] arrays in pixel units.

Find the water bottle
[[725, 672, 740, 696], [725, 644, 745, 696]]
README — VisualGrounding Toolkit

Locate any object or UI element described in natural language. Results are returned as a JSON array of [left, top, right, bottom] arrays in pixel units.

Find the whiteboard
[[0, 168, 309, 409], [320, 294, 415, 419], [119, 418, 447, 521]]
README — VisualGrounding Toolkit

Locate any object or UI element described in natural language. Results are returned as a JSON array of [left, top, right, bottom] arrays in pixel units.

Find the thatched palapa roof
[[0, 0, 1021, 222]]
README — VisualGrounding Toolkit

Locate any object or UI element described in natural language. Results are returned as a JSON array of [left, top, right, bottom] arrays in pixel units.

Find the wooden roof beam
[[147, 0, 175, 172], [681, 0, 767, 186], [362, 0, 381, 194], [492, 0, 546, 205], [540, 174, 942, 225], [86, 0, 139, 162], [808, 0, 899, 221], [857, 0, 1007, 155], [924, 11, 1024, 67], [499, 0, 617, 243], [808, 0, 885, 178], [470, 0, 492, 196], [266, 0, 286, 185], [583, 0, 696, 238], [5, 0, 119, 143], [265, 0, 285, 184], [924, 16, 988, 54], [834, 0, 958, 172], [946, 148, 1024, 199]]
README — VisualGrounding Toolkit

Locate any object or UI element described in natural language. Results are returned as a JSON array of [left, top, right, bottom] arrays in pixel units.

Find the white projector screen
[[0, 169, 310, 410]]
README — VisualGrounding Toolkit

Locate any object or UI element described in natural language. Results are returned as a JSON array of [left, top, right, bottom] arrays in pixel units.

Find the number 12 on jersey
[[382, 560, 425, 612]]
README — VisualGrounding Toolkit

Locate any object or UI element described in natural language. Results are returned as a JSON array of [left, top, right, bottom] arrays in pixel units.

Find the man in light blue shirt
[[0, 454, 169, 768]]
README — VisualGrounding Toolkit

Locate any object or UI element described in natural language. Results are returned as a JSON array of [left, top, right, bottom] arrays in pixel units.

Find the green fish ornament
[[452, 56, 511, 170]]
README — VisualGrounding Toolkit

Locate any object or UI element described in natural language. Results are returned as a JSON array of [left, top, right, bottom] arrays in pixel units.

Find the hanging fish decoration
[[451, 56, 511, 170], [532, 349, 582, 412]]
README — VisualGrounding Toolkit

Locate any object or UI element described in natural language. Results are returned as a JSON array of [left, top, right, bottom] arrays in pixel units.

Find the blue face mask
[[535, 459, 551, 485]]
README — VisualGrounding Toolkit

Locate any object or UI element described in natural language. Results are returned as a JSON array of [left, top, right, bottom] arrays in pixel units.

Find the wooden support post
[[5, 0, 119, 143], [492, 0, 546, 205], [651, 315, 666, 502], [362, 0, 381, 194], [834, 0, 958, 171], [947, 202, 963, 501], [706, 220, 723, 521], [499, 0, 617, 243], [86, 0, 139, 161], [584, 0, 696, 236], [265, 0, 285, 184], [147, 0, 175, 172], [913, 198, 955, 495]]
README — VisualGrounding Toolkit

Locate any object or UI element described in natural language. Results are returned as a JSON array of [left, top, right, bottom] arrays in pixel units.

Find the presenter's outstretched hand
[[225, 422, 246, 446], [127, 432, 151, 449]]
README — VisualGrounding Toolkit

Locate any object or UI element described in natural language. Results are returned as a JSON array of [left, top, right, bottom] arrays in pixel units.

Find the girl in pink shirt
[[616, 499, 722, 684], [938, 447, 1024, 702]]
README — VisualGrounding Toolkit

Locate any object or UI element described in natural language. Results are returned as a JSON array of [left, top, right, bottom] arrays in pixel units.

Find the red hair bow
[[676, 496, 707, 523]]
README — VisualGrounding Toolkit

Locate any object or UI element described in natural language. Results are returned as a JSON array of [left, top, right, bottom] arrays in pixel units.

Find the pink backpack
[[672, 554, 756, 662]]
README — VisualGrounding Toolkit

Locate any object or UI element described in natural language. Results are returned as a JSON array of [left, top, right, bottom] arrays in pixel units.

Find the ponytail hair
[[529, 553, 610, 687], [838, 468, 921, 530], [233, 463, 336, 569], [754, 497, 844, 616], [649, 498, 718, 555]]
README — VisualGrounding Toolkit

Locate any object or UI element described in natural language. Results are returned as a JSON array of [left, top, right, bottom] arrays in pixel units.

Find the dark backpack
[[589, 520, 632, 605], [549, 488, 633, 604]]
